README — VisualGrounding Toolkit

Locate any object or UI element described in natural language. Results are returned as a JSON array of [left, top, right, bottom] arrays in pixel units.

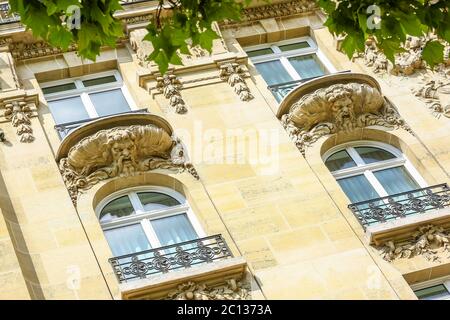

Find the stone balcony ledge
[[119, 256, 248, 300]]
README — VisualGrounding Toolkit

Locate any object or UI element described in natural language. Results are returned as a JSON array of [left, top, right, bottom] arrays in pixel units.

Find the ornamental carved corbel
[[378, 225, 450, 263], [279, 78, 412, 156], [58, 124, 198, 203], [156, 74, 188, 114], [166, 279, 251, 300], [219, 62, 253, 101], [1, 95, 38, 143]]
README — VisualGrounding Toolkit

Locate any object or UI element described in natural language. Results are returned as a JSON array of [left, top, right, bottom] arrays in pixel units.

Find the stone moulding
[[0, 92, 39, 143], [276, 73, 412, 156], [56, 114, 198, 203], [219, 0, 318, 29], [379, 225, 450, 263]]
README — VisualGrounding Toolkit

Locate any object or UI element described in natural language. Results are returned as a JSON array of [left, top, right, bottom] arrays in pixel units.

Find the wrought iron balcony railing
[[55, 108, 149, 139], [349, 184, 450, 230], [267, 70, 351, 102], [109, 234, 234, 283], [0, 2, 20, 25]]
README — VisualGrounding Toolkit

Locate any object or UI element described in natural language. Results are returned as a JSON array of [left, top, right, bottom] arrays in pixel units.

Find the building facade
[[0, 0, 449, 300]]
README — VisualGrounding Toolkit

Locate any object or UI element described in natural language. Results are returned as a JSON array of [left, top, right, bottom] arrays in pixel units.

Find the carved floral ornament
[[277, 74, 412, 156], [360, 36, 450, 119], [1, 94, 38, 143], [165, 279, 250, 300], [379, 225, 450, 263], [58, 123, 199, 203]]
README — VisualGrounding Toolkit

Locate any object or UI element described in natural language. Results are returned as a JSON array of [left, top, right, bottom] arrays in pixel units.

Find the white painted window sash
[[99, 189, 205, 250]]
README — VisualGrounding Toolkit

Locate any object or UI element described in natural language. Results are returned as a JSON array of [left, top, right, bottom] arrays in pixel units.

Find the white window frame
[[95, 186, 206, 250], [411, 276, 450, 300], [244, 36, 337, 82], [41, 70, 138, 123], [322, 141, 427, 199]]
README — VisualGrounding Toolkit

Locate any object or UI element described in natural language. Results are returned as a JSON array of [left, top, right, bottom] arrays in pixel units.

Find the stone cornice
[[219, 0, 319, 29]]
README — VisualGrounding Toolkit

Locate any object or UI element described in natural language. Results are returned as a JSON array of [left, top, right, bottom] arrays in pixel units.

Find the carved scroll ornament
[[59, 124, 198, 203], [156, 74, 188, 114], [280, 82, 412, 155], [166, 279, 250, 300], [379, 225, 450, 263]]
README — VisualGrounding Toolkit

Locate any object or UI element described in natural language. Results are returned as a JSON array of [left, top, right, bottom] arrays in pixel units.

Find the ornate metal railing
[[55, 108, 149, 139], [349, 184, 450, 229], [0, 2, 20, 25], [109, 234, 234, 283], [267, 70, 351, 102]]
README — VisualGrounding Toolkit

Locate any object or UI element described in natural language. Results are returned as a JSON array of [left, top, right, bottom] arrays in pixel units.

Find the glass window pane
[[254, 60, 293, 85], [137, 192, 181, 212], [247, 48, 274, 57], [278, 42, 310, 51], [415, 285, 449, 300], [104, 224, 151, 256], [373, 166, 420, 195], [89, 89, 131, 117], [337, 175, 379, 203], [82, 75, 117, 87], [47, 96, 89, 124], [325, 150, 357, 171], [100, 195, 135, 223], [42, 83, 77, 95], [151, 214, 197, 247], [288, 54, 326, 79], [355, 147, 396, 164]]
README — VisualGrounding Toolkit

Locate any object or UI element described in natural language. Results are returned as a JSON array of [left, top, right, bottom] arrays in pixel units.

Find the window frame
[[96, 186, 206, 251], [41, 70, 138, 123], [244, 36, 337, 82], [322, 141, 427, 199], [411, 276, 450, 300]]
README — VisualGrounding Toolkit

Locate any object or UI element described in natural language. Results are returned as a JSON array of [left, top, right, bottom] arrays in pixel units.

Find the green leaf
[[422, 40, 444, 67]]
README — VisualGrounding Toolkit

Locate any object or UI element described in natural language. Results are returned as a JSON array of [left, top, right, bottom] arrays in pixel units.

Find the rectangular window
[[41, 71, 135, 139], [413, 281, 450, 300], [245, 38, 334, 101]]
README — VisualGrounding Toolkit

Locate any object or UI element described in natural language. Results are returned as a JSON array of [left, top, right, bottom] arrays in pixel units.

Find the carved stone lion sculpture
[[59, 124, 199, 203]]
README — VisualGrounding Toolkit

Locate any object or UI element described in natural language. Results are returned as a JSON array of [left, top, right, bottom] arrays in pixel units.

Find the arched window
[[97, 187, 204, 257], [323, 142, 427, 204]]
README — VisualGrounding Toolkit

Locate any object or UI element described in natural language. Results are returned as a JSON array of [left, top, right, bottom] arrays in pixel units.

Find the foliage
[[8, 0, 250, 73], [9, 0, 449, 72], [318, 0, 450, 67]]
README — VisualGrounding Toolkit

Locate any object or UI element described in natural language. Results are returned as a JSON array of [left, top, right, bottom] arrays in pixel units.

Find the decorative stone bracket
[[277, 73, 412, 156], [57, 121, 199, 204], [0, 93, 39, 143], [219, 62, 254, 101], [156, 74, 188, 114], [378, 225, 450, 263]]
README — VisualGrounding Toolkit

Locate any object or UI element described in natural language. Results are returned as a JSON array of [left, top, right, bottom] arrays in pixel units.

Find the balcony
[[55, 108, 149, 139], [0, 1, 153, 25], [108, 234, 248, 300], [348, 184, 450, 244], [0, 2, 19, 24], [268, 70, 351, 103], [109, 234, 234, 283]]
